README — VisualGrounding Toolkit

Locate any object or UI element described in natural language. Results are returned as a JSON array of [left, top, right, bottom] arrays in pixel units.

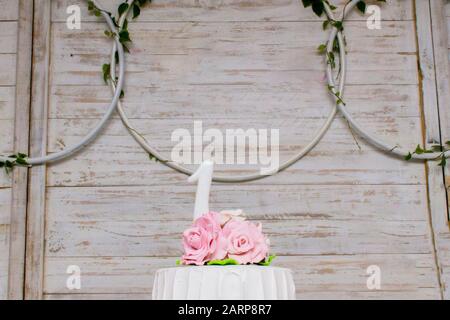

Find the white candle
[[188, 160, 214, 221]]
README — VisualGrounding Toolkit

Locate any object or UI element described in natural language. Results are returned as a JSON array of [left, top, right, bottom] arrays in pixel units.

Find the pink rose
[[222, 220, 269, 265], [181, 212, 227, 265], [194, 212, 222, 235], [219, 209, 246, 226]]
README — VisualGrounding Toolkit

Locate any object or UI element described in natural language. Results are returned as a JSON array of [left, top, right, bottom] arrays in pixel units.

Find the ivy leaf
[[356, 1, 367, 14], [207, 258, 239, 266], [311, 1, 325, 17], [118, 2, 129, 16], [405, 152, 412, 161], [102, 63, 111, 84], [438, 155, 447, 167], [257, 255, 276, 266], [132, 4, 141, 19], [317, 44, 327, 54], [415, 144, 424, 155]]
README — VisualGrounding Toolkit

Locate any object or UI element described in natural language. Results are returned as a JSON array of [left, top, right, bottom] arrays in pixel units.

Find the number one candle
[[188, 160, 214, 221]]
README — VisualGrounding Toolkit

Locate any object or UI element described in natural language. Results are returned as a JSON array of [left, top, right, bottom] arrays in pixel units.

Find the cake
[[153, 266, 295, 300], [152, 161, 296, 300]]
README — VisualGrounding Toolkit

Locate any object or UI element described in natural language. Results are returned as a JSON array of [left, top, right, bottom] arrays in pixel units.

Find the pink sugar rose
[[181, 212, 227, 265], [222, 219, 269, 265]]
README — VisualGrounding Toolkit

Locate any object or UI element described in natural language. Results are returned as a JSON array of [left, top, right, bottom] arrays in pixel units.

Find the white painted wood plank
[[45, 217, 433, 257], [0, 22, 18, 54], [50, 21, 418, 87], [46, 117, 424, 154], [45, 150, 426, 187], [431, 0, 450, 300], [49, 84, 421, 120], [45, 184, 429, 222], [0, 87, 15, 120], [0, 54, 16, 86], [25, 0, 51, 300], [0, 225, 9, 300], [0, 0, 17, 300], [0, 120, 13, 153], [0, 189, 11, 300], [8, 0, 33, 300], [0, 0, 18, 21], [43, 254, 439, 299], [52, 0, 413, 22]]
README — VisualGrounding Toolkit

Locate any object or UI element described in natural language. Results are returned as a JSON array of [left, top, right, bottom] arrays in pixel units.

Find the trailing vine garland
[[1, 0, 449, 178]]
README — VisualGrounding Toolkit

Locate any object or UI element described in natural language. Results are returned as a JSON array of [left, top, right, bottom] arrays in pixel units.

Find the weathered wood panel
[[0, 0, 18, 21], [50, 21, 418, 87], [11, 0, 442, 299], [45, 184, 428, 222], [0, 189, 12, 300], [432, 0, 450, 299], [43, 254, 439, 299], [52, 0, 413, 22], [0, 0, 18, 300], [44, 184, 434, 258], [25, 0, 50, 300], [8, 0, 34, 300]]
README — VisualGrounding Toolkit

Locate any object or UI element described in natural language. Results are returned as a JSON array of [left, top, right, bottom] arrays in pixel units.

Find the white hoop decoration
[[323, 0, 449, 161], [0, 0, 126, 166], [110, 0, 343, 182], [2, 0, 447, 176]]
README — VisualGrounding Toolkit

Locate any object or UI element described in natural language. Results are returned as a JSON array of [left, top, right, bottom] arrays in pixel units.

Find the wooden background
[[1, 0, 450, 299]]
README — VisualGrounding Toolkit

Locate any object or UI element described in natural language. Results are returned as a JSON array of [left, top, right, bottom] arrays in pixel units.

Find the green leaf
[[118, 2, 129, 16], [438, 155, 447, 167], [405, 152, 412, 161], [317, 44, 327, 54], [207, 258, 239, 266], [431, 145, 444, 152], [258, 255, 276, 266], [415, 144, 424, 155], [356, 1, 367, 14], [132, 3, 141, 19], [102, 63, 111, 84], [176, 259, 181, 266]]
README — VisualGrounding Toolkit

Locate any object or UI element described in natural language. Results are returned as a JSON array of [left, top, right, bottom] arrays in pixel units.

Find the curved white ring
[[111, 0, 344, 182], [0, 0, 126, 165]]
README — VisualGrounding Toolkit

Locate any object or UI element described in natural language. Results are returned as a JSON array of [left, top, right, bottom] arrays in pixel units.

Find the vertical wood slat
[[415, 0, 450, 299], [7, 0, 34, 300], [429, 0, 450, 299], [25, 0, 51, 300]]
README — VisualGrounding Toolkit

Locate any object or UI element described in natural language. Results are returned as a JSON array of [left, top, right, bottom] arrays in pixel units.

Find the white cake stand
[[153, 266, 296, 300]]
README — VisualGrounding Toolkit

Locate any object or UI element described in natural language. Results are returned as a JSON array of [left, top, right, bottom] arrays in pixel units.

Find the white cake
[[152, 266, 296, 300], [153, 161, 296, 300]]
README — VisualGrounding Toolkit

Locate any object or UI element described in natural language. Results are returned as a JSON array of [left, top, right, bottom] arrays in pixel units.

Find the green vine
[[87, 0, 152, 88], [0, 153, 29, 174], [302, 0, 386, 104], [303, 1, 450, 166], [405, 143, 450, 167], [87, 0, 162, 161]]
